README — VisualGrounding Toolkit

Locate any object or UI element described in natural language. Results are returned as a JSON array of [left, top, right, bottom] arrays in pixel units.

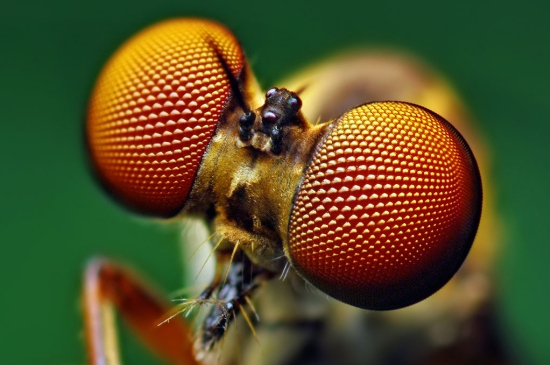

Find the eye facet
[[287, 101, 482, 310], [87, 19, 244, 217]]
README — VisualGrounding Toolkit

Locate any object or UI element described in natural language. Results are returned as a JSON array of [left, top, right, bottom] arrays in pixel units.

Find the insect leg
[[83, 257, 199, 365]]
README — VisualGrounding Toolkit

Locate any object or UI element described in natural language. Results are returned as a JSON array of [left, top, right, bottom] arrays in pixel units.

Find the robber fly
[[84, 18, 507, 365]]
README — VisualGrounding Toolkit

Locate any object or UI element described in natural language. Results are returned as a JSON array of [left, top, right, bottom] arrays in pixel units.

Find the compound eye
[[87, 19, 245, 217], [287, 102, 482, 310]]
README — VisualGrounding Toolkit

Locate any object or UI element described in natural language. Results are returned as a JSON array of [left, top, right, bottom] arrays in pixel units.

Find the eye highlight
[[87, 19, 244, 217], [287, 101, 482, 310]]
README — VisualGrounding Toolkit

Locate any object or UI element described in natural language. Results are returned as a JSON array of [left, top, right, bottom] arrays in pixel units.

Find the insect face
[[186, 86, 326, 271], [86, 18, 482, 355]]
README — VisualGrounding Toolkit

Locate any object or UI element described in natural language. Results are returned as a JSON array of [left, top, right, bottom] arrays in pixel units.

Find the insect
[[85, 18, 486, 365]]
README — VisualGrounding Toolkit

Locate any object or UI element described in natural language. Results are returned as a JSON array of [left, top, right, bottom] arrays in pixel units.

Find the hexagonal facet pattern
[[88, 19, 243, 217], [288, 102, 481, 309]]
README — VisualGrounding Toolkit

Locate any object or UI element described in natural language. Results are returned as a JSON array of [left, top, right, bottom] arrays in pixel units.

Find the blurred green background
[[1, 0, 548, 364]]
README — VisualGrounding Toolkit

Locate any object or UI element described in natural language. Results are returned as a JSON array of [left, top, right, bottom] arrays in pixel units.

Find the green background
[[1, 0, 548, 364]]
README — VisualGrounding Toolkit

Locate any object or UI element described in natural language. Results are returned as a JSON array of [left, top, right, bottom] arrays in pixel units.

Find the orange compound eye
[[87, 19, 244, 217], [288, 102, 482, 310]]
